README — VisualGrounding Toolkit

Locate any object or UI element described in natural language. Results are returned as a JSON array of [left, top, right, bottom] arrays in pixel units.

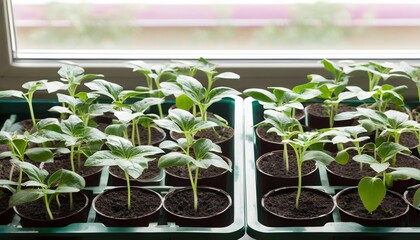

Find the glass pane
[[10, 0, 420, 57]]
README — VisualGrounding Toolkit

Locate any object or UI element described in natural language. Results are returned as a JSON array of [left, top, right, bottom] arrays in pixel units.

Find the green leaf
[[85, 151, 120, 167], [193, 138, 221, 160], [114, 111, 141, 123], [132, 97, 164, 113], [44, 81, 65, 93], [105, 124, 127, 137], [61, 115, 84, 136], [353, 154, 378, 165], [377, 142, 410, 162], [303, 151, 334, 166], [58, 63, 84, 79], [414, 188, 420, 208], [214, 72, 240, 80], [85, 79, 123, 102], [158, 152, 193, 168], [0, 90, 24, 99], [208, 87, 240, 104], [48, 169, 85, 190], [49, 106, 73, 115], [243, 88, 277, 103], [9, 189, 44, 207], [176, 75, 205, 104], [26, 148, 53, 163], [159, 140, 180, 151], [358, 177, 386, 213], [154, 119, 182, 133], [370, 162, 390, 174], [115, 159, 145, 179], [175, 94, 195, 111], [388, 167, 420, 181], [336, 150, 350, 165], [10, 159, 48, 183]]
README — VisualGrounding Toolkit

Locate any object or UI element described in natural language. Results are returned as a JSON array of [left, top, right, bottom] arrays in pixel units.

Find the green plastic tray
[[0, 97, 245, 240], [244, 97, 420, 240]]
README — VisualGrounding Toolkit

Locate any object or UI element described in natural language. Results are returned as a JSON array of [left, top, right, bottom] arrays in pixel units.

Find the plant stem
[[283, 142, 289, 174], [77, 145, 81, 169], [136, 123, 141, 146], [187, 163, 198, 212], [148, 126, 152, 145], [125, 171, 131, 210], [131, 120, 136, 146], [295, 159, 302, 209], [70, 145, 75, 172], [24, 94, 37, 132], [17, 168, 23, 192], [55, 194, 61, 208], [69, 193, 73, 210], [44, 194, 54, 220], [8, 163, 14, 181]]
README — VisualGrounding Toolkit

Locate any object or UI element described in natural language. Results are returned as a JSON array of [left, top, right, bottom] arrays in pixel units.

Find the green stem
[[55, 194, 61, 208], [44, 194, 54, 220], [70, 145, 75, 172], [294, 148, 303, 209], [198, 105, 207, 121], [187, 163, 198, 212], [283, 142, 289, 174], [148, 126, 152, 145], [77, 145, 81, 169], [136, 123, 141, 146], [131, 120, 136, 146], [69, 192, 73, 210], [125, 171, 131, 210], [17, 168, 23, 192], [24, 94, 37, 132]]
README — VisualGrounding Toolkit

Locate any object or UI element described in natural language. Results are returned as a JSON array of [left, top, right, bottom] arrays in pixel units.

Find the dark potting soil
[[399, 132, 419, 149], [406, 185, 420, 204], [395, 154, 420, 169], [109, 159, 160, 180], [95, 189, 161, 218], [257, 152, 317, 177], [0, 144, 10, 152], [18, 119, 35, 132], [327, 151, 376, 180], [172, 126, 234, 143], [41, 155, 102, 178], [166, 157, 229, 179], [164, 189, 230, 217], [0, 190, 12, 213], [263, 189, 334, 219], [16, 192, 86, 220], [337, 189, 407, 219], [306, 103, 356, 118]]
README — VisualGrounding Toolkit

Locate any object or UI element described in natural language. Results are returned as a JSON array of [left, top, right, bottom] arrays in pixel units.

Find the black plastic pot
[[164, 155, 232, 191], [261, 187, 335, 227], [256, 150, 320, 194], [0, 188, 14, 225], [306, 103, 355, 129], [14, 191, 89, 228], [335, 187, 409, 227], [163, 186, 232, 227], [93, 187, 163, 227], [403, 184, 420, 227]]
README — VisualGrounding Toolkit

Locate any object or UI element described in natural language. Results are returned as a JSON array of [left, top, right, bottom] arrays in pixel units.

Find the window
[[8, 0, 420, 60]]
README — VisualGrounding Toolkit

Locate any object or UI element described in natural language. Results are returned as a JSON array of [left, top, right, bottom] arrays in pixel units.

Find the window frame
[[1, 0, 420, 98]]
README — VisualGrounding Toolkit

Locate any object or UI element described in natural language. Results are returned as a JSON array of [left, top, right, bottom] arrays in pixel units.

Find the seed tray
[[244, 98, 420, 240], [0, 97, 245, 240]]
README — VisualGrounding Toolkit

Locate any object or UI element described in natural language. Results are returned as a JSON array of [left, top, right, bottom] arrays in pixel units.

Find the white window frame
[[1, 0, 420, 98]]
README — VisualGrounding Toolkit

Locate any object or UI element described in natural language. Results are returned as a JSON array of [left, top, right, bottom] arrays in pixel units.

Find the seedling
[[155, 109, 230, 211], [85, 136, 163, 210], [256, 110, 303, 173], [6, 160, 85, 219], [244, 85, 320, 119], [283, 131, 334, 209], [0, 80, 64, 131], [353, 142, 420, 213]]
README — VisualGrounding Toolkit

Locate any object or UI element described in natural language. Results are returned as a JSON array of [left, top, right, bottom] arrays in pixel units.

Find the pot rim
[[335, 186, 410, 221], [261, 186, 336, 221], [256, 150, 319, 179], [164, 155, 232, 180], [163, 186, 232, 220], [13, 191, 89, 223], [403, 184, 420, 210], [92, 186, 163, 221]]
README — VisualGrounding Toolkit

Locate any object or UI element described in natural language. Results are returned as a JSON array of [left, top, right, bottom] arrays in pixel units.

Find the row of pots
[[261, 185, 419, 227]]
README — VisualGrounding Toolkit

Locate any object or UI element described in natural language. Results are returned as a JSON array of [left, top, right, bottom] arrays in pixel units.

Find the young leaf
[[25, 148, 54, 163], [387, 167, 420, 181], [9, 189, 44, 207], [376, 142, 410, 162], [158, 152, 193, 168], [214, 72, 240, 80], [85, 79, 123, 102], [176, 94, 195, 111], [0, 90, 24, 98], [303, 150, 335, 166], [414, 188, 420, 208], [358, 177, 387, 214], [336, 150, 350, 165], [243, 88, 276, 103]]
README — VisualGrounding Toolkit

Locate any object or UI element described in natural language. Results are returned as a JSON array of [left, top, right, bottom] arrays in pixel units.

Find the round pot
[[256, 150, 320, 194], [108, 160, 165, 186], [164, 155, 232, 191], [93, 186, 162, 227], [170, 126, 234, 158], [306, 103, 355, 129], [403, 184, 420, 226], [335, 187, 409, 227], [261, 187, 335, 227], [0, 188, 14, 225], [14, 191, 89, 227], [163, 186, 232, 227], [41, 155, 103, 187]]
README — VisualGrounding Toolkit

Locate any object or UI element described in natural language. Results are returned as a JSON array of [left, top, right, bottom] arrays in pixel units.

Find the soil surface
[[399, 132, 419, 149], [15, 192, 87, 220], [0, 159, 39, 182], [263, 189, 334, 218], [18, 119, 35, 132], [166, 156, 230, 179], [164, 188, 230, 217], [395, 154, 420, 169], [306, 103, 356, 118], [95, 188, 161, 218], [172, 126, 234, 143], [127, 126, 166, 146], [0, 189, 12, 213], [257, 151, 317, 177], [41, 155, 102, 178], [109, 159, 160, 180], [337, 189, 408, 219], [0, 144, 10, 152], [327, 151, 376, 180]]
